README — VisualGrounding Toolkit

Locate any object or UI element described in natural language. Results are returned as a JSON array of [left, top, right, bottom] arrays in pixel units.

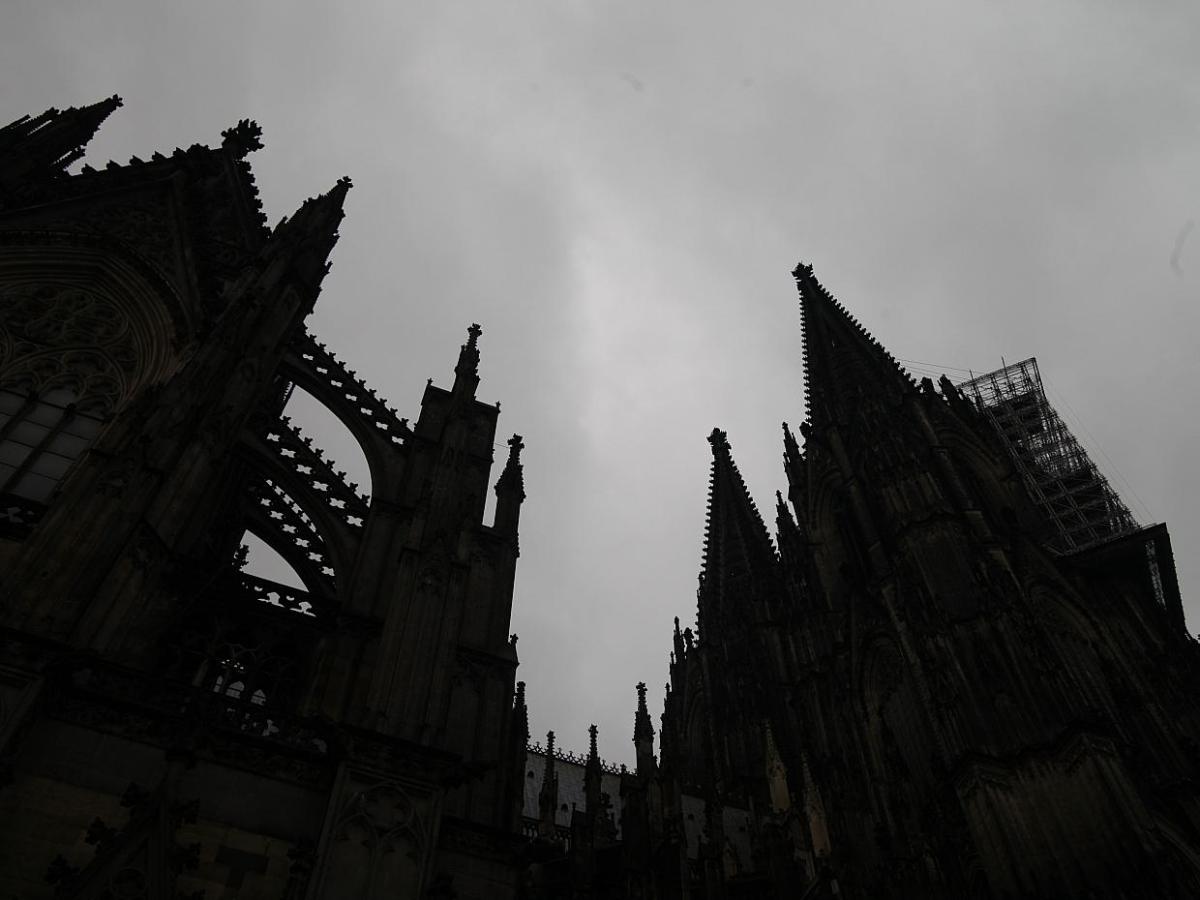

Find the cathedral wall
[[2, 715, 331, 897], [957, 734, 1157, 897], [0, 772, 126, 899], [173, 819, 299, 899], [433, 821, 523, 900]]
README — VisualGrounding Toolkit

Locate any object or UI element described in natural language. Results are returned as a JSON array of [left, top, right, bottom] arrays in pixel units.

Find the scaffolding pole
[[957, 358, 1138, 554]]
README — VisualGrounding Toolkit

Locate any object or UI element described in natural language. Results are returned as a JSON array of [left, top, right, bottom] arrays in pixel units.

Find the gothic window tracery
[[0, 274, 177, 534], [0, 385, 105, 502]]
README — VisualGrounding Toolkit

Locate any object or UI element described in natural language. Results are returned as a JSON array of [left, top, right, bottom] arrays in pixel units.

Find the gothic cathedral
[[1, 99, 1198, 899]]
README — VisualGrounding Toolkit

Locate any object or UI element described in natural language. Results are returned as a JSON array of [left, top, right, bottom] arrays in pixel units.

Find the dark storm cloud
[[4, 0, 1199, 763]]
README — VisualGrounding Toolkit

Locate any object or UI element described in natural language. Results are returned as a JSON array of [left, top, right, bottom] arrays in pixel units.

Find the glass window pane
[[27, 400, 66, 427], [12, 472, 57, 502], [28, 451, 72, 480], [62, 415, 104, 440], [39, 388, 77, 407], [47, 432, 90, 459], [0, 443, 30, 467], [9, 421, 50, 447], [0, 390, 25, 416]]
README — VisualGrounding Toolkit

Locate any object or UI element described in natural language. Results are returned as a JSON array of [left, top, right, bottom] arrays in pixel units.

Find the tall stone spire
[[697, 428, 778, 635], [513, 681, 529, 747], [782, 420, 807, 515], [775, 490, 800, 550], [0, 96, 122, 192], [794, 262, 915, 428], [267, 177, 352, 294], [633, 681, 656, 775], [782, 420, 802, 471], [775, 489, 809, 597], [452, 323, 482, 398], [493, 433, 525, 540], [585, 723, 602, 814], [538, 730, 559, 839]]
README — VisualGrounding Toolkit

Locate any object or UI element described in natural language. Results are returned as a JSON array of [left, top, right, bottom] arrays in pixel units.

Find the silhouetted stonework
[[1, 100, 1199, 899], [0, 99, 526, 899]]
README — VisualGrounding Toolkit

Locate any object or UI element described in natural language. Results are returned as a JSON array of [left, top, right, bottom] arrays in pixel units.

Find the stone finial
[[220, 119, 264, 157]]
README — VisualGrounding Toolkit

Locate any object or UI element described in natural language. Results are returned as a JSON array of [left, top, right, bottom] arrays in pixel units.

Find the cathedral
[[1, 98, 1199, 900]]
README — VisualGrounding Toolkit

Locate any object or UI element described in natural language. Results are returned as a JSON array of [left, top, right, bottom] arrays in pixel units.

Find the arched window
[[0, 264, 180, 536], [0, 385, 107, 535], [0, 386, 106, 500]]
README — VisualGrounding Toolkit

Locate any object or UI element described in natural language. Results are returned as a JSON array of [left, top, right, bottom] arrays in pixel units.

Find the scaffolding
[[957, 358, 1138, 554]]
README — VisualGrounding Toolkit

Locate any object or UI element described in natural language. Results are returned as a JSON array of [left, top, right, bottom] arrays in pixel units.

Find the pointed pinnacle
[[698, 427, 779, 628], [543, 730, 556, 777], [452, 322, 483, 396], [267, 178, 351, 285], [63, 96, 123, 155], [776, 490, 801, 541], [634, 681, 654, 742], [281, 177, 352, 239], [496, 433, 526, 500], [793, 261, 914, 426], [783, 421, 801, 463], [0, 95, 123, 185], [588, 724, 599, 760]]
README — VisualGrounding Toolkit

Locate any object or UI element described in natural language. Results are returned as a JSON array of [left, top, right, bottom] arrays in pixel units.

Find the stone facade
[[2, 98, 1199, 899]]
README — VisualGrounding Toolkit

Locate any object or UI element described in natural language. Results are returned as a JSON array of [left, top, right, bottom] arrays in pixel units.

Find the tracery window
[[0, 386, 106, 501], [0, 278, 152, 536]]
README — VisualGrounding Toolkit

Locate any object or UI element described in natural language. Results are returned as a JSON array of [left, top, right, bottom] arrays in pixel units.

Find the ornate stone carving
[[0, 282, 149, 416]]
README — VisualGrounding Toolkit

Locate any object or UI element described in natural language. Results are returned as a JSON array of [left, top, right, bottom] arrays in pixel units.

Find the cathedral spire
[[775, 490, 795, 534], [265, 177, 352, 294], [782, 421, 801, 469], [633, 682, 656, 775], [513, 681, 529, 745], [453, 323, 482, 397], [493, 434, 525, 539], [633, 681, 654, 743], [775, 489, 804, 569], [538, 729, 559, 839], [585, 723, 602, 812], [589, 722, 601, 763], [698, 428, 778, 635], [794, 262, 915, 428], [0, 95, 122, 192]]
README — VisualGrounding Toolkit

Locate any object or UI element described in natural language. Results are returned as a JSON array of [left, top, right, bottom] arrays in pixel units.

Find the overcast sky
[[5, 1, 1199, 767]]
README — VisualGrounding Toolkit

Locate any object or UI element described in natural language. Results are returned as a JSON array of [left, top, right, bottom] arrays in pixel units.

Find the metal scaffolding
[[957, 358, 1138, 554]]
